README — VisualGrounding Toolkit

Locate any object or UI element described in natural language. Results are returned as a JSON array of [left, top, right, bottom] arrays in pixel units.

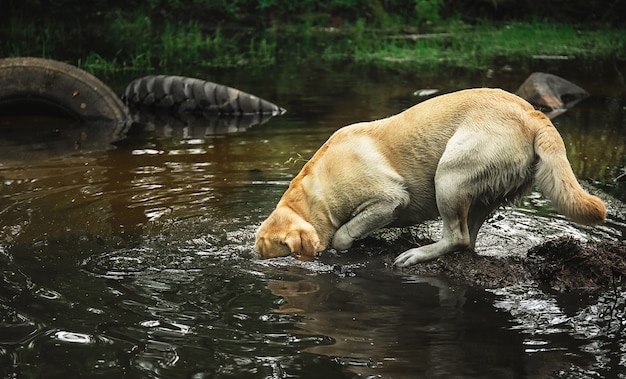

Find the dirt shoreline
[[368, 185, 626, 293], [371, 237, 626, 293]]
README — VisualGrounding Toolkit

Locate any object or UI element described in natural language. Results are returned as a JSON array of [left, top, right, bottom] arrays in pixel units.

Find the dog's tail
[[531, 111, 606, 224]]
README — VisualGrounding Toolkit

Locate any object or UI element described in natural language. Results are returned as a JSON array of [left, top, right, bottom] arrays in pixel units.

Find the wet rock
[[515, 72, 589, 118], [526, 237, 626, 293]]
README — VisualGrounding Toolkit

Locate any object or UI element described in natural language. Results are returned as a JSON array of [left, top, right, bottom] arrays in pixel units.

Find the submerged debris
[[123, 75, 286, 116]]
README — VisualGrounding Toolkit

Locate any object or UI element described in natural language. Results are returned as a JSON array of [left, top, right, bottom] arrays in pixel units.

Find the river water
[[1, 62, 625, 378]]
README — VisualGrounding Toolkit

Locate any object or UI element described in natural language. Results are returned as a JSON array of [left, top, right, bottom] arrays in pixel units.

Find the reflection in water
[[491, 284, 626, 376], [0, 64, 624, 378], [0, 116, 129, 161], [54, 331, 96, 344], [264, 261, 599, 378], [131, 110, 279, 138]]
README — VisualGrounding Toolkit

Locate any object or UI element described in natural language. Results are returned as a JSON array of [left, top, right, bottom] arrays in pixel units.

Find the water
[[1, 62, 625, 378]]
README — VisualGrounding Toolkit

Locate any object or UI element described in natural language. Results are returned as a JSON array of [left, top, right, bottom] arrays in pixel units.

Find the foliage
[[2, 0, 624, 30], [0, 1, 624, 75], [414, 0, 444, 24], [330, 20, 625, 72]]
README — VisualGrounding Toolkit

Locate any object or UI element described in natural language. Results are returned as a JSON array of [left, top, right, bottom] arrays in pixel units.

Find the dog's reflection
[[267, 271, 574, 378], [268, 273, 468, 378], [268, 279, 322, 314]]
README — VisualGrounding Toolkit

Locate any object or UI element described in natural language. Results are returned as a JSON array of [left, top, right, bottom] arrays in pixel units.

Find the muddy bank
[[372, 236, 626, 293], [527, 238, 626, 292], [363, 187, 626, 293]]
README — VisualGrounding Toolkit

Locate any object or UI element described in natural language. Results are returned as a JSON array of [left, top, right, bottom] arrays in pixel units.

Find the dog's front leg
[[332, 197, 406, 251]]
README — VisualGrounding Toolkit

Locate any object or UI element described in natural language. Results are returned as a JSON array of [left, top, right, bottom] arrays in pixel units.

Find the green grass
[[470, 21, 625, 60], [2, 14, 623, 75], [342, 20, 625, 71]]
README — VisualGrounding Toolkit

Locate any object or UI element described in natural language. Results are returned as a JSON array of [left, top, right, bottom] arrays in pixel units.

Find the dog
[[255, 88, 606, 266]]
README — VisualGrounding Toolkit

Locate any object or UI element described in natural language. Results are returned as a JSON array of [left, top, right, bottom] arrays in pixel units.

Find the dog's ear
[[255, 235, 291, 258], [283, 227, 321, 258]]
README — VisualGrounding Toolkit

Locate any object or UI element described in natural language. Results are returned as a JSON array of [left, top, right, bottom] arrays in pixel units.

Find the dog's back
[[339, 88, 605, 225], [333, 88, 536, 224]]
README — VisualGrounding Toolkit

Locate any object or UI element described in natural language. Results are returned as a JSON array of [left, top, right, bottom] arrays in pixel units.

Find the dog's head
[[255, 205, 323, 259]]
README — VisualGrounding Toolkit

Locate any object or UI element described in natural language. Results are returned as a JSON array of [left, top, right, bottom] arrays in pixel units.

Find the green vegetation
[[350, 21, 625, 71], [1, 1, 624, 75]]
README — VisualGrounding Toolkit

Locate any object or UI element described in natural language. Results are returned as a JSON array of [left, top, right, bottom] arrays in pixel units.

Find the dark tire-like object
[[0, 57, 130, 124], [123, 75, 286, 116]]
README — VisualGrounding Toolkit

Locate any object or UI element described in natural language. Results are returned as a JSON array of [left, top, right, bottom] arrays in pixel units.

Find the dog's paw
[[393, 248, 437, 267], [331, 231, 353, 251]]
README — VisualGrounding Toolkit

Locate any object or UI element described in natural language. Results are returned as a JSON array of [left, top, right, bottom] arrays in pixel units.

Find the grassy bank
[[351, 21, 625, 70], [3, 16, 624, 76]]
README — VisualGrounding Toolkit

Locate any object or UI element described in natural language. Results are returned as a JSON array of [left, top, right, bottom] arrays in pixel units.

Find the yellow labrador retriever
[[255, 88, 606, 266]]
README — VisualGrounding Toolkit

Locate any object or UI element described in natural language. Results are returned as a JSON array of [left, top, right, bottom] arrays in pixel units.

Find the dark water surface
[[1, 63, 625, 378]]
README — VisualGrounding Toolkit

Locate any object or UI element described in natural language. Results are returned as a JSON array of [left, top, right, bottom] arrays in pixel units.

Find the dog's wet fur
[[255, 88, 606, 266]]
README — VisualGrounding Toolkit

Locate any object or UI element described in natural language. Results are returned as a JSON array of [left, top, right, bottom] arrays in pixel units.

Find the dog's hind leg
[[467, 201, 500, 249], [394, 122, 535, 267], [394, 134, 480, 266], [394, 175, 474, 266]]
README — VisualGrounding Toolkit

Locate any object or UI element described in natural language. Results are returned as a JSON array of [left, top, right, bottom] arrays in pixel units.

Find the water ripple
[[54, 331, 96, 344]]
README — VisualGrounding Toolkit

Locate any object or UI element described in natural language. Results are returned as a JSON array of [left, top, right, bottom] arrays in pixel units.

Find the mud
[[375, 235, 626, 293], [526, 237, 626, 292]]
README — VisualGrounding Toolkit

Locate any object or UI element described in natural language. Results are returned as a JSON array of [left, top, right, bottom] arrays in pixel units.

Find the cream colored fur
[[255, 88, 607, 266]]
